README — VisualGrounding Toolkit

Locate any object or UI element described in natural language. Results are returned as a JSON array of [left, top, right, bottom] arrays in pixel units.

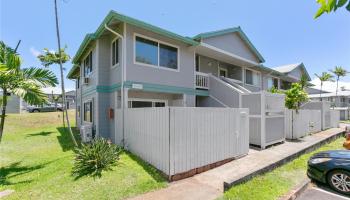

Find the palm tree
[[314, 72, 334, 101], [299, 74, 313, 90], [38, 0, 77, 146], [330, 66, 348, 106], [0, 41, 58, 142]]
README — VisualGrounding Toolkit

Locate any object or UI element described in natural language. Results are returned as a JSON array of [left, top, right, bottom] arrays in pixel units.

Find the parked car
[[27, 103, 63, 113], [307, 150, 350, 195]]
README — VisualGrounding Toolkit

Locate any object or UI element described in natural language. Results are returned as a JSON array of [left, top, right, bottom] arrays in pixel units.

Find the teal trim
[[96, 83, 122, 93], [193, 27, 265, 63], [80, 82, 208, 98], [195, 89, 209, 96], [124, 81, 196, 95], [193, 27, 241, 39]]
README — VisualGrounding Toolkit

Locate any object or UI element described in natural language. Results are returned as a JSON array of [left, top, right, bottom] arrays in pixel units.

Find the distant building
[[308, 88, 350, 120]]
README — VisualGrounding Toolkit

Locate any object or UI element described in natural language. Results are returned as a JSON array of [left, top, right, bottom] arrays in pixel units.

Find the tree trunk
[[54, 0, 77, 147], [335, 77, 339, 109], [0, 89, 8, 143], [320, 82, 323, 101]]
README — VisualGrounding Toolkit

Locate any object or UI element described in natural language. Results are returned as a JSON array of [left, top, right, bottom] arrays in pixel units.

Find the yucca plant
[[72, 138, 122, 178]]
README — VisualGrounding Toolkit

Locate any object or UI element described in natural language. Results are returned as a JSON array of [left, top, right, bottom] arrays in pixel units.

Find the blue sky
[[1, 0, 350, 91]]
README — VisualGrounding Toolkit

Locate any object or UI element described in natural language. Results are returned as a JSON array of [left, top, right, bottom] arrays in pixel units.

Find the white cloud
[[30, 47, 41, 57], [310, 78, 350, 92]]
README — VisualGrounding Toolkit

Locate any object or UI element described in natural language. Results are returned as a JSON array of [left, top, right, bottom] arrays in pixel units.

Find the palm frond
[[22, 68, 58, 87]]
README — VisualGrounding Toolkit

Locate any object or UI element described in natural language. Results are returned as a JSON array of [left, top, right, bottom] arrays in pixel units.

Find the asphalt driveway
[[296, 185, 349, 200]]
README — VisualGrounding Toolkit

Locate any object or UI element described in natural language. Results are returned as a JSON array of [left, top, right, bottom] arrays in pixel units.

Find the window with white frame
[[135, 35, 178, 70], [83, 101, 93, 122], [83, 51, 93, 77], [128, 99, 167, 108], [111, 39, 119, 67], [245, 69, 260, 86]]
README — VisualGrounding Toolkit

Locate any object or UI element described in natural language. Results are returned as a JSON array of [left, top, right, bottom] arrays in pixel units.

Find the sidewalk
[[129, 128, 345, 200]]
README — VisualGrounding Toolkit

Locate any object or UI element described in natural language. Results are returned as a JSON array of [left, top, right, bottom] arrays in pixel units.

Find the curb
[[223, 129, 345, 191], [279, 179, 310, 200]]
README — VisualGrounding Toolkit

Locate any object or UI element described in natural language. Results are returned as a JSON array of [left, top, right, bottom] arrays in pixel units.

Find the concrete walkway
[[129, 128, 345, 200]]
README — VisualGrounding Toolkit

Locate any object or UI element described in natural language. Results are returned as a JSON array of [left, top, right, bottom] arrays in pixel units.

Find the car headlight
[[309, 158, 332, 164]]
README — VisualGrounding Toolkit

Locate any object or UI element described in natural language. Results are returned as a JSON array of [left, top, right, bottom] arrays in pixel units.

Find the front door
[[219, 68, 228, 77]]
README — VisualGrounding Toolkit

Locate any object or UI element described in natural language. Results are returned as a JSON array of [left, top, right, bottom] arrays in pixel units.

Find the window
[[273, 78, 279, 88], [245, 69, 260, 86], [341, 98, 345, 103], [195, 55, 200, 71], [128, 99, 167, 108], [84, 101, 93, 122], [280, 80, 292, 90], [77, 106, 80, 117], [77, 77, 80, 89], [84, 51, 92, 77], [111, 39, 119, 67], [267, 77, 279, 89], [219, 68, 228, 77], [135, 36, 158, 65], [159, 44, 177, 69], [135, 35, 178, 70]]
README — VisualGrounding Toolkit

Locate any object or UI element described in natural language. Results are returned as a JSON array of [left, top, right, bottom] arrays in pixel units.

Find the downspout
[[105, 24, 126, 147]]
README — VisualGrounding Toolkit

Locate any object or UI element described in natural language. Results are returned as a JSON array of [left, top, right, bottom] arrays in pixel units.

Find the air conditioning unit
[[83, 77, 89, 85], [80, 125, 92, 143]]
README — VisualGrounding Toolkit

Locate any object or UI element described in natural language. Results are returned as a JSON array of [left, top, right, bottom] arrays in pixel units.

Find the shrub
[[285, 83, 308, 113], [72, 138, 122, 178]]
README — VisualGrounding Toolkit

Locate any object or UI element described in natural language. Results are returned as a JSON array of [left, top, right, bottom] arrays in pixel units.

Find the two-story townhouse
[[67, 10, 310, 142]]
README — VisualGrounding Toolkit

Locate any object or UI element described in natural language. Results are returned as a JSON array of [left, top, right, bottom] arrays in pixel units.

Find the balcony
[[195, 72, 209, 89]]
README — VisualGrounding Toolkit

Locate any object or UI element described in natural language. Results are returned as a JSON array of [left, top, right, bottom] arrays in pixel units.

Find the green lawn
[[221, 137, 345, 200], [0, 111, 166, 200]]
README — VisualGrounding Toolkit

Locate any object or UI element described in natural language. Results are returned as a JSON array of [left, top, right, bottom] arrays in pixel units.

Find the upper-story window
[[135, 35, 178, 70], [245, 69, 260, 87], [84, 51, 93, 77], [111, 39, 119, 67]]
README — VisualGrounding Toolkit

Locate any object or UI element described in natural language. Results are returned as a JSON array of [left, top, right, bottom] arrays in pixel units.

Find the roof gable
[[193, 27, 265, 63], [273, 63, 311, 81]]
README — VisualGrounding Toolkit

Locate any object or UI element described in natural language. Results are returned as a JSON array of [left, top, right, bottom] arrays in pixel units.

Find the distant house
[[308, 88, 350, 120], [0, 92, 26, 114], [46, 90, 76, 109], [272, 63, 311, 90]]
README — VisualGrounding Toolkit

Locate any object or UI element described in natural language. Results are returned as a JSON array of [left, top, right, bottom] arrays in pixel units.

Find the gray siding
[[202, 32, 260, 63], [4, 95, 21, 113], [288, 67, 303, 80], [125, 24, 195, 89]]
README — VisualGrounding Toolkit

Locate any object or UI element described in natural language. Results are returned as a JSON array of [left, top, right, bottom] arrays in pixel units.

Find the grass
[[221, 137, 345, 200], [0, 111, 166, 200]]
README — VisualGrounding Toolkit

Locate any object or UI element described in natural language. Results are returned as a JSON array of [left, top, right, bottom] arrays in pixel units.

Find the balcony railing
[[195, 72, 209, 89]]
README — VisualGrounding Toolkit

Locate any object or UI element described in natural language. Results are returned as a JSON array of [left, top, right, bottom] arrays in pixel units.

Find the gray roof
[[308, 90, 350, 98], [272, 63, 302, 73]]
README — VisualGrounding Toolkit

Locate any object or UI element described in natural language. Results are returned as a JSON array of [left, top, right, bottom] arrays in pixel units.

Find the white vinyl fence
[[285, 110, 322, 139], [330, 110, 340, 128], [115, 107, 249, 178], [242, 91, 285, 149]]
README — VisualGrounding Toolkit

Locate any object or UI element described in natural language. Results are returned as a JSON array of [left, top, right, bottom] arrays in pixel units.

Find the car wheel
[[327, 170, 350, 195], [33, 109, 40, 113]]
